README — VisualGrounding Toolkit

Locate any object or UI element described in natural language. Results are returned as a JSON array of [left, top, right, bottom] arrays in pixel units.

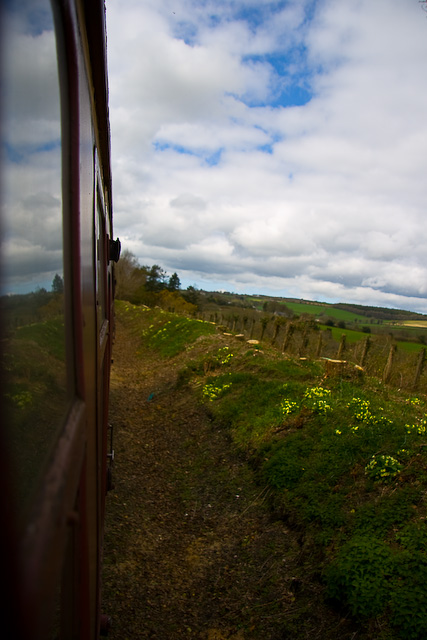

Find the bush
[[325, 534, 427, 639], [388, 551, 427, 638], [325, 536, 394, 618]]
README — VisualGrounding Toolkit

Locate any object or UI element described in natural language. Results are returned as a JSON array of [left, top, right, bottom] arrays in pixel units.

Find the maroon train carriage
[[0, 1, 120, 638]]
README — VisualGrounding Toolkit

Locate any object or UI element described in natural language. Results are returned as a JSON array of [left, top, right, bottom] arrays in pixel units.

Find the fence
[[200, 309, 427, 392]]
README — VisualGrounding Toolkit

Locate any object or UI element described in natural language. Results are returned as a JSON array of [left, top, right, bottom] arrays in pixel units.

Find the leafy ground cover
[[104, 302, 427, 639]]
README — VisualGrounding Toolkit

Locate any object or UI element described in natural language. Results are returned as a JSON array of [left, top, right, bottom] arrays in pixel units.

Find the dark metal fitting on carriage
[[108, 237, 121, 263]]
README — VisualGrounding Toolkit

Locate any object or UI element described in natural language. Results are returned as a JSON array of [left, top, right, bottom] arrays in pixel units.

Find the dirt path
[[101, 316, 357, 640]]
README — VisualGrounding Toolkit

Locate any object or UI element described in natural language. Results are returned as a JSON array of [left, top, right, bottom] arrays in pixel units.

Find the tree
[[167, 272, 181, 291], [158, 290, 196, 315], [52, 273, 64, 294], [182, 285, 199, 306], [145, 264, 167, 292], [114, 249, 148, 301], [263, 300, 293, 317]]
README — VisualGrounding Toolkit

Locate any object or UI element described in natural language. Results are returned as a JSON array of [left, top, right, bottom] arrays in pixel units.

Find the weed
[[280, 398, 299, 416], [405, 415, 427, 435], [364, 454, 402, 481], [202, 380, 233, 401]]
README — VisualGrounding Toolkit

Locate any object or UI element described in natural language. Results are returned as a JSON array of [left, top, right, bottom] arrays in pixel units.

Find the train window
[[0, 0, 68, 519]]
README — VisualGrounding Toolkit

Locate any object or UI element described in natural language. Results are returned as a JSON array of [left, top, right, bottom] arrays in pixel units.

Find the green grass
[[117, 300, 216, 357], [284, 301, 368, 323], [396, 340, 426, 354], [144, 316, 216, 357]]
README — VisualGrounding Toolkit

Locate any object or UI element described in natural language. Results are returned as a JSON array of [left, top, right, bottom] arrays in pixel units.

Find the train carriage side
[[0, 1, 120, 638]]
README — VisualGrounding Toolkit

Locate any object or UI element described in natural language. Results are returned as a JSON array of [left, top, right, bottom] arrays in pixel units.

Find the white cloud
[[106, 0, 427, 313]]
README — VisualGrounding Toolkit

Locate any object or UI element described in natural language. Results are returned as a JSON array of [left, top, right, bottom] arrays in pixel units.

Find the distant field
[[396, 340, 426, 354], [284, 301, 368, 324], [320, 324, 425, 353], [320, 324, 368, 344], [401, 320, 427, 328]]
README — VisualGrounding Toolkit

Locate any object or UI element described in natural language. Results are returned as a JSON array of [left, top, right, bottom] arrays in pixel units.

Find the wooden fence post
[[250, 318, 255, 339], [299, 327, 309, 357], [272, 321, 280, 345], [360, 335, 370, 367], [260, 317, 269, 341], [315, 332, 323, 358], [337, 334, 346, 360], [282, 322, 294, 353], [413, 348, 426, 390], [383, 344, 396, 384]]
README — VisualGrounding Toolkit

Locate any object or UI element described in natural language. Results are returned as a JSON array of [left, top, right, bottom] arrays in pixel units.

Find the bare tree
[[114, 249, 147, 300]]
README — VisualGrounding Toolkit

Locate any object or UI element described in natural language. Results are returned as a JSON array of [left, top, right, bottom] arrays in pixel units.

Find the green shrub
[[325, 536, 394, 617], [364, 454, 402, 481], [326, 535, 427, 639], [389, 552, 427, 640]]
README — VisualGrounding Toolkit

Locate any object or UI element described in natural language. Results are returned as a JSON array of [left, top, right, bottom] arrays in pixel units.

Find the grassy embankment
[[117, 300, 427, 640]]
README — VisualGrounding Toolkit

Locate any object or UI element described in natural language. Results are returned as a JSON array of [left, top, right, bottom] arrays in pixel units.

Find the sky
[[105, 0, 427, 314]]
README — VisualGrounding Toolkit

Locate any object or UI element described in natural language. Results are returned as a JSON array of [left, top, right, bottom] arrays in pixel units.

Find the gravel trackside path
[[101, 314, 359, 640]]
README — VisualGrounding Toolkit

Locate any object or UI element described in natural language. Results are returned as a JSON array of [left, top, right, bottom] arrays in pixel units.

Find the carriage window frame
[[95, 151, 110, 351]]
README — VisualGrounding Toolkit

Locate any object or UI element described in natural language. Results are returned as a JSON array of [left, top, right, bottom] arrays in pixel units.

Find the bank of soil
[[101, 316, 360, 639]]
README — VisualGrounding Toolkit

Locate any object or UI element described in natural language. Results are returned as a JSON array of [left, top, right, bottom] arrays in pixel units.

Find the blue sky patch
[[153, 141, 197, 156], [153, 141, 223, 166], [204, 148, 223, 166], [235, 0, 289, 32]]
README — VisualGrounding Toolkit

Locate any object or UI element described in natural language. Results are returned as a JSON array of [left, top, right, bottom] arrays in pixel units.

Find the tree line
[[114, 250, 197, 313]]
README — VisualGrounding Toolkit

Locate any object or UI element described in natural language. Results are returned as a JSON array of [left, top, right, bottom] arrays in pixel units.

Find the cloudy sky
[[106, 0, 427, 313]]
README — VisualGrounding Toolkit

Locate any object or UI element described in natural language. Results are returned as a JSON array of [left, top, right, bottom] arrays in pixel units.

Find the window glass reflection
[[0, 0, 67, 519]]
